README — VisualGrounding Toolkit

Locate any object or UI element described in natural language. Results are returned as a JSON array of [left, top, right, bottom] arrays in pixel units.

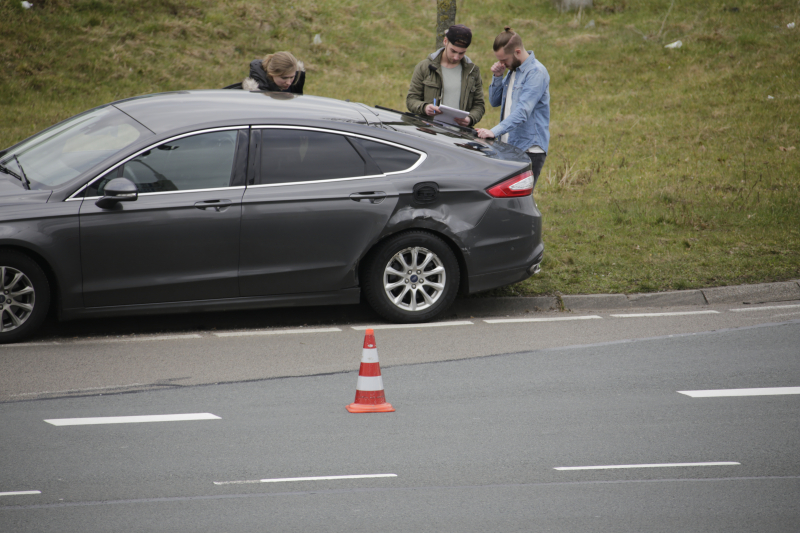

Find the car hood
[[0, 177, 53, 206]]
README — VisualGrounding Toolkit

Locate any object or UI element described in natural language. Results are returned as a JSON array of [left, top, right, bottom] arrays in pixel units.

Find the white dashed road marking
[[351, 321, 472, 330], [555, 462, 740, 471], [44, 413, 221, 426], [4, 304, 795, 347], [0, 491, 41, 497], [679, 387, 800, 398], [214, 327, 342, 337], [729, 304, 800, 312], [485, 315, 602, 324], [73, 334, 203, 343], [0, 342, 61, 348], [611, 310, 720, 318], [214, 473, 397, 485]]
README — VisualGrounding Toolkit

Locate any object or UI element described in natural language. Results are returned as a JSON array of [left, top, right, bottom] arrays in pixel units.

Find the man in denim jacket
[[476, 27, 550, 185]]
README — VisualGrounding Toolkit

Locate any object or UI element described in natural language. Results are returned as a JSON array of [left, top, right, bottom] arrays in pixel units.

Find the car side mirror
[[95, 177, 138, 209]]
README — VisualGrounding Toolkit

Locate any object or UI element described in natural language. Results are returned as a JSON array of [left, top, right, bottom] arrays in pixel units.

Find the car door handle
[[194, 199, 233, 212], [349, 192, 386, 204]]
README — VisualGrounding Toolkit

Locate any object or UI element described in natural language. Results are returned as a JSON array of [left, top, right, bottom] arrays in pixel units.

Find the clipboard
[[434, 104, 470, 125]]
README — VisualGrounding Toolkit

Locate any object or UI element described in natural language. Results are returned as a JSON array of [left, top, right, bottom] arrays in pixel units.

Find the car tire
[[0, 250, 50, 344], [363, 231, 460, 323]]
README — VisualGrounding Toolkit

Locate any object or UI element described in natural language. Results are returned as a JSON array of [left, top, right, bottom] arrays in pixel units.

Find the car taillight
[[486, 170, 534, 198]]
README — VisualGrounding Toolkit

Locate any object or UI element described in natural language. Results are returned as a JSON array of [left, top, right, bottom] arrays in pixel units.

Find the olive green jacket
[[406, 48, 485, 127]]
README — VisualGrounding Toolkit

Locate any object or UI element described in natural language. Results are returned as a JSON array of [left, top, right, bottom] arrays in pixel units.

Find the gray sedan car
[[0, 91, 543, 343]]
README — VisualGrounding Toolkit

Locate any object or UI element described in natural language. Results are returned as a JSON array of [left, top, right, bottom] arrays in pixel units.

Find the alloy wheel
[[0, 266, 36, 333], [382, 246, 447, 312]]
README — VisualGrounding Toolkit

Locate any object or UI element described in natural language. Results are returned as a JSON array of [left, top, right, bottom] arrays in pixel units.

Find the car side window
[[259, 129, 366, 185], [86, 130, 238, 196], [351, 138, 421, 174]]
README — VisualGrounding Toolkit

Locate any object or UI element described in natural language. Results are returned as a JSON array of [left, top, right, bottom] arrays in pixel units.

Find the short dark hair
[[493, 26, 524, 54]]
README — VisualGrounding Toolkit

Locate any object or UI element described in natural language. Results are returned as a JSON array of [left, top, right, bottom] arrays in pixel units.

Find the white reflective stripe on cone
[[356, 375, 385, 391], [361, 348, 379, 363]]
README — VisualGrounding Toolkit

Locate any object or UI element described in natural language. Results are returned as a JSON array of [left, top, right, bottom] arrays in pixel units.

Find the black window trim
[[66, 126, 248, 201], [248, 125, 426, 189]]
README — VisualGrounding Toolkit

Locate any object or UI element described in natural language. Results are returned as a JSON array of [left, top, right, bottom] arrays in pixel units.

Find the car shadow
[[34, 302, 384, 341]]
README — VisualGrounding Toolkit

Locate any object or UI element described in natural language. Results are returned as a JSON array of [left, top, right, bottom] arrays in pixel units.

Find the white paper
[[434, 104, 470, 125]]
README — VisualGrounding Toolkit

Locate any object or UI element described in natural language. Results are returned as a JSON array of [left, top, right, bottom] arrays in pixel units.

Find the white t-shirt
[[500, 71, 516, 144], [500, 70, 543, 153]]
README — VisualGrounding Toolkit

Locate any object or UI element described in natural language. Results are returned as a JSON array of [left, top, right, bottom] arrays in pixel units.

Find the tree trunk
[[435, 0, 457, 50]]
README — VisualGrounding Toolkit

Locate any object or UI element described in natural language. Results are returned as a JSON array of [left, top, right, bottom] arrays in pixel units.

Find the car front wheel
[[363, 231, 460, 323], [0, 251, 50, 344]]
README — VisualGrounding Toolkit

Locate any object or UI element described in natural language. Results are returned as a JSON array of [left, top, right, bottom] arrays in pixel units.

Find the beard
[[508, 55, 523, 71]]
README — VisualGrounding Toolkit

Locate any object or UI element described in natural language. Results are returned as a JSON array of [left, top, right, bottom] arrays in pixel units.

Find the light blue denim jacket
[[489, 51, 550, 153]]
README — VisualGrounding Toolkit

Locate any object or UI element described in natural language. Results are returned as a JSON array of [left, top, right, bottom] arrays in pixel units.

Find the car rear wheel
[[0, 251, 50, 344], [363, 231, 459, 323]]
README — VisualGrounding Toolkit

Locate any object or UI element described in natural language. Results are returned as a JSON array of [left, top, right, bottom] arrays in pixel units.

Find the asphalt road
[[1, 300, 799, 402], [1, 300, 799, 531]]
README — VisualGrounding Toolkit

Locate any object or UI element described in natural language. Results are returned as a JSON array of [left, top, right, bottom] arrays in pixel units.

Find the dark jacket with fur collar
[[243, 58, 305, 93]]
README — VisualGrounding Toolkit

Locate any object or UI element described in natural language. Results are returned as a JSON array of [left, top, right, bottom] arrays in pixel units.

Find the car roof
[[112, 90, 370, 134]]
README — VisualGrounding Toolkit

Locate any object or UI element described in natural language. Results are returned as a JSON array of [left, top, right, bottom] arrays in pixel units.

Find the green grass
[[2, 0, 798, 296]]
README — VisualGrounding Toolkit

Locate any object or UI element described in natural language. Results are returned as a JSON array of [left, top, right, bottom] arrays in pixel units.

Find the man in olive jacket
[[406, 25, 485, 127]]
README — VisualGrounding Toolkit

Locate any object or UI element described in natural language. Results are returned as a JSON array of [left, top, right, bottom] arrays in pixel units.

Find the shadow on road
[[36, 302, 384, 341]]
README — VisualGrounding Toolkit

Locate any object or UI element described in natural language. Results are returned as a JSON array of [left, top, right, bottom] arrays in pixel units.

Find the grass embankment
[[1, 0, 798, 296]]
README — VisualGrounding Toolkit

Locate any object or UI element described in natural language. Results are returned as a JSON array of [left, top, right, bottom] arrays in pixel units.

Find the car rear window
[[350, 138, 420, 174]]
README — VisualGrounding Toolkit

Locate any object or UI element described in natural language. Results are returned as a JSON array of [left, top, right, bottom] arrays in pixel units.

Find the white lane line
[[730, 304, 800, 312], [352, 321, 472, 330], [1, 335, 202, 347], [0, 342, 61, 348], [679, 387, 800, 398], [555, 462, 740, 471], [770, 311, 800, 318], [214, 473, 397, 485], [72, 334, 203, 344], [611, 310, 720, 318], [485, 315, 602, 324], [45, 413, 221, 426], [0, 491, 41, 497], [214, 327, 341, 337]]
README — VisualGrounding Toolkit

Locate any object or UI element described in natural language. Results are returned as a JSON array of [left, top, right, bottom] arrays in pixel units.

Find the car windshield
[[0, 105, 152, 190]]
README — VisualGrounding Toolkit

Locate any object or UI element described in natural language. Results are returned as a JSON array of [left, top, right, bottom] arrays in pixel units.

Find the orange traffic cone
[[346, 328, 395, 413]]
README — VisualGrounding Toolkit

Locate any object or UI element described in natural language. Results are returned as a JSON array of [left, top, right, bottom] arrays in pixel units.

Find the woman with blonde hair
[[242, 51, 305, 93]]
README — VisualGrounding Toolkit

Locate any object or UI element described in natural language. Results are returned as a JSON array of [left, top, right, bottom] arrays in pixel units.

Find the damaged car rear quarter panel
[[378, 160, 540, 294]]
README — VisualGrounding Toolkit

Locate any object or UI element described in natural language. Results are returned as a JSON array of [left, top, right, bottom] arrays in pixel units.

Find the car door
[[78, 128, 248, 307], [238, 127, 411, 296]]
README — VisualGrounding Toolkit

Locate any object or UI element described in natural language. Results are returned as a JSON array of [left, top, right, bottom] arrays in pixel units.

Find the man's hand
[[476, 128, 495, 139], [454, 117, 471, 127], [424, 104, 441, 116], [490, 61, 505, 77]]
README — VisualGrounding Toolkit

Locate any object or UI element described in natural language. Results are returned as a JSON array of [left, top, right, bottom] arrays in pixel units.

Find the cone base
[[346, 402, 395, 413]]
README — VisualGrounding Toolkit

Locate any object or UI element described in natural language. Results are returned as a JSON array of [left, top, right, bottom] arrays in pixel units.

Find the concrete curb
[[701, 281, 800, 305], [450, 280, 800, 317]]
